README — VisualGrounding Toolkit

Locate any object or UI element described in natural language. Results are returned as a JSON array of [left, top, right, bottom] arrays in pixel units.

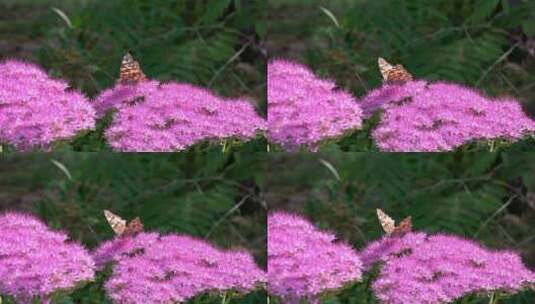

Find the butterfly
[[378, 57, 413, 83], [104, 210, 144, 236], [119, 52, 147, 85], [376, 208, 412, 236]]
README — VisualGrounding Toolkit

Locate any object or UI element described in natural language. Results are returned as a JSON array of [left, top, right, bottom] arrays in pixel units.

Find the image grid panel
[[2, 0, 535, 303]]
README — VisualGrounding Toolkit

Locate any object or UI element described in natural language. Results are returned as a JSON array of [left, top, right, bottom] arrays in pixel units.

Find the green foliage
[[270, 0, 535, 94], [35, 0, 266, 98], [267, 152, 535, 303]]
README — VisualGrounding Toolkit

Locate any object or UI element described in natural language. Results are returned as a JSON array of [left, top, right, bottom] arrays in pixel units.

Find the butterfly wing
[[104, 210, 126, 235], [378, 57, 394, 81], [377, 208, 396, 235], [378, 57, 413, 83], [119, 52, 147, 85], [124, 217, 144, 236], [387, 65, 413, 83], [393, 216, 412, 236]]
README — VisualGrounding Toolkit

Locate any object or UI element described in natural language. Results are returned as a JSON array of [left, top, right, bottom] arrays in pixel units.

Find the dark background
[[268, 0, 535, 106], [1, 0, 266, 105]]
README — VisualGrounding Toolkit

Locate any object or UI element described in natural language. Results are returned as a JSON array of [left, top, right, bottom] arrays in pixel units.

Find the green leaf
[[200, 0, 232, 24], [468, 0, 500, 23]]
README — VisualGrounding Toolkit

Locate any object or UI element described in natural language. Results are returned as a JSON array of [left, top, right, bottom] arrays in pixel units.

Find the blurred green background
[[267, 152, 535, 303], [1, 0, 266, 103], [0, 153, 267, 303], [268, 0, 535, 151], [0, 0, 266, 152]]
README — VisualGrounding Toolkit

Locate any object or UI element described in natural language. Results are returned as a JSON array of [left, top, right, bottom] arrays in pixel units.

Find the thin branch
[[204, 194, 251, 238], [476, 42, 519, 87], [474, 195, 517, 238], [208, 41, 251, 88]]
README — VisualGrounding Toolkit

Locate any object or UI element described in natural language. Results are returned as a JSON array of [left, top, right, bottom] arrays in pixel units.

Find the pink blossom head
[[360, 80, 429, 117], [94, 81, 266, 152], [94, 232, 265, 303], [0, 212, 95, 303], [361, 80, 535, 151], [359, 231, 428, 270], [92, 80, 160, 117], [91, 231, 161, 269], [361, 232, 535, 304], [267, 60, 363, 150], [268, 212, 363, 303], [0, 60, 96, 150]]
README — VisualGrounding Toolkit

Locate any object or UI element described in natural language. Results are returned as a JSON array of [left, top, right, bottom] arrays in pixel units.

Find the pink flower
[[359, 231, 428, 270], [0, 212, 95, 303], [94, 232, 265, 303], [360, 80, 429, 118], [361, 81, 535, 151], [94, 81, 266, 152], [268, 212, 363, 303], [267, 60, 363, 150], [361, 232, 535, 304], [0, 60, 96, 150], [91, 232, 161, 269], [92, 80, 160, 118]]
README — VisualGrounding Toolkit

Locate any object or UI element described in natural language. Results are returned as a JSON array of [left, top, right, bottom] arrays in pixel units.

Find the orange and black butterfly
[[104, 210, 143, 237], [378, 57, 413, 83], [376, 208, 412, 236], [119, 52, 147, 85]]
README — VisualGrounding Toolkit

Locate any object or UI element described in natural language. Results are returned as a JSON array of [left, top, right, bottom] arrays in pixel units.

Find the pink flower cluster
[[268, 212, 363, 303], [267, 60, 363, 150], [360, 81, 429, 118], [93, 232, 265, 303], [0, 212, 95, 303], [92, 231, 161, 269], [95, 81, 266, 152], [0, 60, 96, 150], [359, 231, 428, 270], [361, 232, 535, 304], [362, 81, 535, 151]]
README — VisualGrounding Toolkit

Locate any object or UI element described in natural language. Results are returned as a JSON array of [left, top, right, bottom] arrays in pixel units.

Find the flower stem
[[221, 292, 229, 304], [489, 292, 500, 304], [489, 140, 496, 152]]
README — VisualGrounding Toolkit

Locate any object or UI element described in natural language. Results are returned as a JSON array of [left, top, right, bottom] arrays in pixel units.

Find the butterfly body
[[104, 210, 143, 237], [378, 57, 413, 83], [376, 208, 412, 236], [119, 52, 147, 85]]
